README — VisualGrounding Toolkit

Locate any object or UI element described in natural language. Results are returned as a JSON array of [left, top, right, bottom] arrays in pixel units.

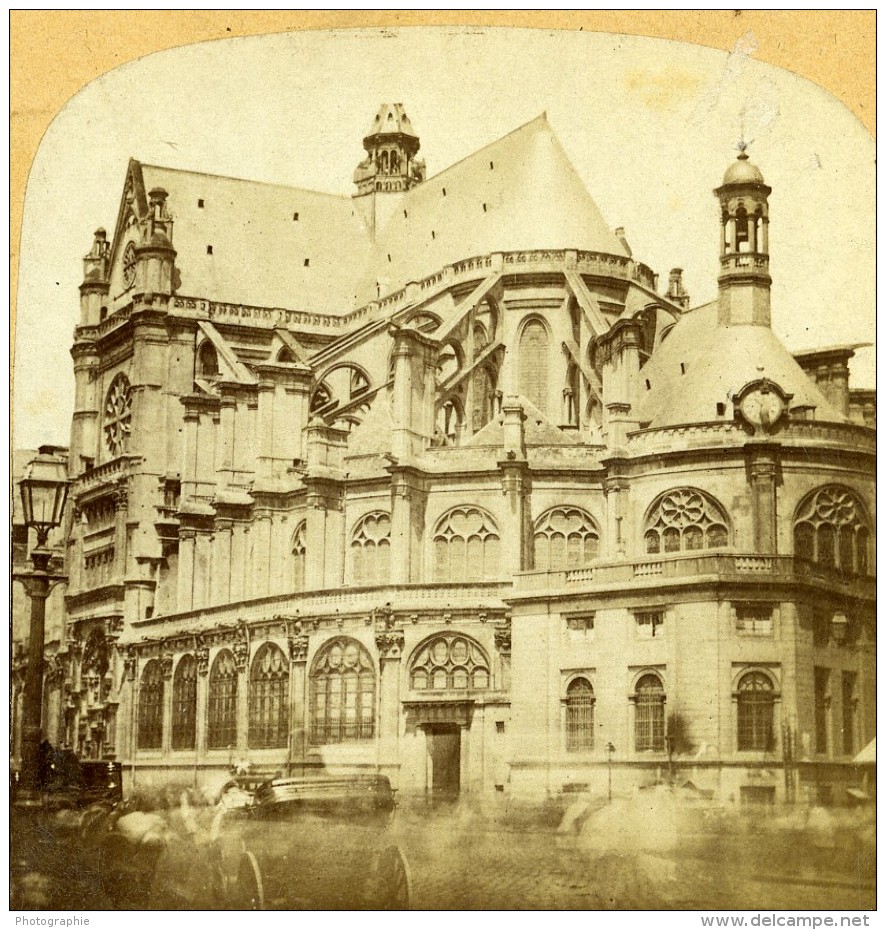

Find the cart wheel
[[368, 844, 412, 909], [231, 850, 264, 910]]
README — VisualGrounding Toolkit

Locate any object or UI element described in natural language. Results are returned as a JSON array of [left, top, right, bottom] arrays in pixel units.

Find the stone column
[[252, 510, 273, 598], [212, 520, 233, 605], [160, 647, 174, 757], [747, 443, 779, 555], [375, 626, 405, 773], [195, 639, 209, 762], [603, 462, 630, 559], [233, 634, 250, 758], [177, 529, 196, 612], [498, 399, 531, 575], [287, 629, 309, 767], [389, 466, 426, 584]]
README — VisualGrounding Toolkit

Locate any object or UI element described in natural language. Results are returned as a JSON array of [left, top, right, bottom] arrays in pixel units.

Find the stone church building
[[49, 104, 874, 803]]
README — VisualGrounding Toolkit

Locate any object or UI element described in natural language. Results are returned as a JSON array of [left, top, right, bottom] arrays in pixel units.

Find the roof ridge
[[138, 160, 351, 201], [420, 112, 549, 185]]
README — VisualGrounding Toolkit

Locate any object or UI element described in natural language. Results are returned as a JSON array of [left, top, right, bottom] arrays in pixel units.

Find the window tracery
[[534, 506, 599, 572], [248, 642, 289, 749], [172, 654, 197, 751], [103, 373, 133, 457], [433, 506, 500, 582], [351, 512, 391, 585], [137, 659, 163, 750], [309, 638, 375, 744], [207, 649, 237, 750], [736, 671, 776, 751], [793, 486, 871, 575], [409, 633, 490, 691], [644, 488, 729, 555]]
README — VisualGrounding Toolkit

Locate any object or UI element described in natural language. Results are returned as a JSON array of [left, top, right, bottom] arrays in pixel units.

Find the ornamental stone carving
[[375, 630, 405, 659], [196, 644, 210, 677], [288, 635, 310, 663], [494, 618, 512, 654], [123, 654, 137, 681], [160, 651, 174, 680], [232, 638, 250, 672]]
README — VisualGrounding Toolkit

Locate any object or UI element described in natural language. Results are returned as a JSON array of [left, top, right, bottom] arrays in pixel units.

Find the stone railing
[[72, 454, 141, 498], [168, 248, 658, 335], [128, 581, 509, 640], [514, 552, 875, 599]]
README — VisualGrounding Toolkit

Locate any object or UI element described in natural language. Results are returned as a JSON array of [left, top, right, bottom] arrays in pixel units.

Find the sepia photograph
[[10, 12, 875, 916]]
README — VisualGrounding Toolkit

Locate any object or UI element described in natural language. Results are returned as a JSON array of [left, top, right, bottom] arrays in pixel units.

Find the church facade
[[50, 104, 874, 803]]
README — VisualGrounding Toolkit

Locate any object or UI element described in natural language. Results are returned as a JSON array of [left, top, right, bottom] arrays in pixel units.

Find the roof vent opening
[[304, 258, 310, 267], [206, 245, 213, 255], [198, 199, 204, 208], [716, 402, 727, 416], [293, 212, 299, 221]]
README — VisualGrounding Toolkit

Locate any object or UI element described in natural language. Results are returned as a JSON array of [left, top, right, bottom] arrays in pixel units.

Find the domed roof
[[722, 151, 766, 186], [366, 103, 419, 139]]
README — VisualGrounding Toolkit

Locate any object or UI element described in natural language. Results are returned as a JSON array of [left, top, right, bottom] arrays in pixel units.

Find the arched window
[[171, 654, 197, 751], [197, 341, 219, 378], [793, 486, 871, 576], [207, 650, 238, 750], [310, 638, 375, 745], [565, 677, 594, 752], [633, 673, 665, 752], [351, 512, 391, 585], [433, 506, 500, 583], [137, 660, 164, 750], [735, 205, 749, 252], [518, 319, 549, 415], [644, 488, 729, 555], [277, 346, 297, 364], [103, 373, 133, 457], [248, 643, 289, 749], [534, 506, 600, 572], [292, 522, 306, 590], [409, 633, 490, 692], [736, 671, 776, 751]]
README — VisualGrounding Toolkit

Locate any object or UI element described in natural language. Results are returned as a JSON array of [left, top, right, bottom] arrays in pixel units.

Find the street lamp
[[16, 447, 69, 805], [606, 741, 615, 802]]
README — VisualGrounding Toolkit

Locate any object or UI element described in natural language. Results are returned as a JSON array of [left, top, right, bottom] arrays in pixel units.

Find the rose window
[[122, 241, 137, 289], [103, 373, 133, 456]]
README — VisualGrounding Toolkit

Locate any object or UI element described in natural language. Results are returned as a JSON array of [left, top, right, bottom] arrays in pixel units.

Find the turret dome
[[722, 151, 766, 186]]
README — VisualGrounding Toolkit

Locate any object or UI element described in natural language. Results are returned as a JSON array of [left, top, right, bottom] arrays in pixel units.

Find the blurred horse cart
[[224, 774, 412, 910]]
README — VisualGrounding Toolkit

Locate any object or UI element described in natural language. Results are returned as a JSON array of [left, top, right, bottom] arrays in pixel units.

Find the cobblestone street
[[11, 797, 876, 911]]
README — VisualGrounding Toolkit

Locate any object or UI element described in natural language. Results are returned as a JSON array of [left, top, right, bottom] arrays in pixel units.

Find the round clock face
[[122, 242, 137, 289], [740, 388, 785, 428]]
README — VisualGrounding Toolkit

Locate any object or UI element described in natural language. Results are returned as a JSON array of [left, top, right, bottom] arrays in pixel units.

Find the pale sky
[[13, 27, 875, 449]]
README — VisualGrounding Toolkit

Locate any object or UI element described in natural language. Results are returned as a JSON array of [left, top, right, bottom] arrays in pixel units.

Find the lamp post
[[606, 741, 615, 802], [16, 448, 69, 805]]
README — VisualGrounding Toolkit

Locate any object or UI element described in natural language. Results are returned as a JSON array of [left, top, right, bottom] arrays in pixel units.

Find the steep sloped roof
[[139, 164, 371, 313], [355, 114, 628, 305], [636, 302, 845, 427]]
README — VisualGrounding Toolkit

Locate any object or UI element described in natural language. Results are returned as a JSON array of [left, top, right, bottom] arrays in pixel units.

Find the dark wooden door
[[428, 727, 460, 795]]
